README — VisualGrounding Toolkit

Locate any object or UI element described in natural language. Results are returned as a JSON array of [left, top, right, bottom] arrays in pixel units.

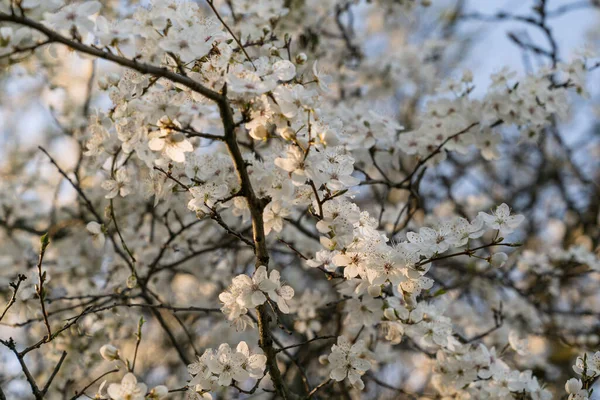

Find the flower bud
[[461, 69, 473, 83], [98, 76, 109, 90], [280, 127, 296, 141], [296, 53, 308, 65], [269, 46, 280, 57], [99, 344, 120, 361], [250, 125, 269, 141], [565, 378, 582, 394], [148, 385, 169, 399], [489, 252, 508, 267], [383, 308, 397, 321], [107, 73, 120, 85], [126, 274, 137, 289]]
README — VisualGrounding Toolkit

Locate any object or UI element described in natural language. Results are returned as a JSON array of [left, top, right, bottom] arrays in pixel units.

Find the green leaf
[[40, 232, 50, 250]]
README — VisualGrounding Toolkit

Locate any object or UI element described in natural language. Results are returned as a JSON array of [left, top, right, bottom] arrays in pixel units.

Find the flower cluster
[[399, 60, 588, 161], [219, 266, 294, 328], [0, 0, 597, 399], [564, 351, 600, 400], [325, 336, 372, 390], [432, 344, 551, 399], [105, 373, 167, 400], [187, 341, 266, 396]]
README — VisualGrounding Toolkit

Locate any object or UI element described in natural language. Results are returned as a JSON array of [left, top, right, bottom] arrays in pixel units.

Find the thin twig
[[70, 368, 119, 400], [36, 233, 52, 340], [0, 274, 27, 322], [205, 0, 256, 70]]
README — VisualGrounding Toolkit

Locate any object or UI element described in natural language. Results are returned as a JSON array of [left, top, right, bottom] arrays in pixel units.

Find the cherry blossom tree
[[0, 0, 599, 399]]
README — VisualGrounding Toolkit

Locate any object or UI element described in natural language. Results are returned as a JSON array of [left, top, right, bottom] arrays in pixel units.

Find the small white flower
[[272, 60, 296, 81], [263, 201, 290, 235], [312, 60, 333, 92], [187, 341, 266, 390], [86, 221, 105, 249], [220, 266, 294, 317], [206, 343, 249, 387], [508, 330, 529, 356], [44, 1, 101, 34], [188, 182, 229, 214], [479, 203, 525, 235], [148, 117, 193, 163], [262, 269, 294, 313], [159, 31, 212, 63], [565, 378, 588, 400], [232, 266, 277, 308], [327, 336, 371, 390], [107, 373, 147, 400], [101, 168, 132, 199]]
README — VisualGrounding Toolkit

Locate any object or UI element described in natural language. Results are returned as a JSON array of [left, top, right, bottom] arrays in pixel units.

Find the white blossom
[[107, 373, 147, 400]]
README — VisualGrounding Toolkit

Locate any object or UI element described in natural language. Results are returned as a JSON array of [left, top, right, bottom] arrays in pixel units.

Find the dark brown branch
[[0, 274, 26, 322], [41, 351, 67, 396], [36, 233, 52, 340], [0, 338, 41, 399]]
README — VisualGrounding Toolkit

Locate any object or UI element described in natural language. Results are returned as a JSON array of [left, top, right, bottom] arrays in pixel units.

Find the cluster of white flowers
[[399, 61, 588, 161], [433, 344, 551, 399], [323, 336, 372, 390], [186, 341, 266, 398], [564, 351, 600, 400], [307, 203, 523, 335], [219, 266, 294, 329], [0, 0, 598, 398]]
